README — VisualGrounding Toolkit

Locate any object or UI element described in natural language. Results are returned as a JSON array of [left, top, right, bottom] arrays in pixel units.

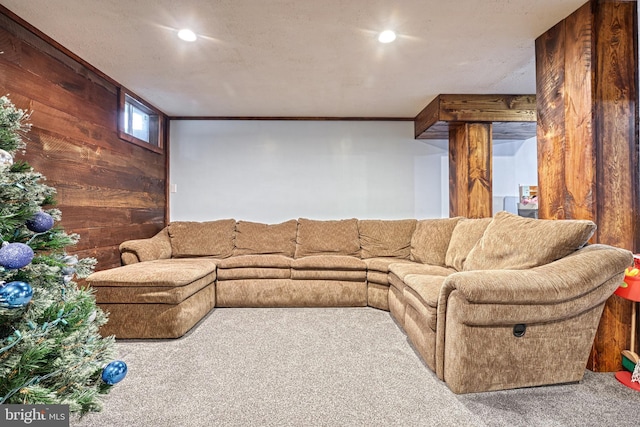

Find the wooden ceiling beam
[[414, 94, 537, 139]]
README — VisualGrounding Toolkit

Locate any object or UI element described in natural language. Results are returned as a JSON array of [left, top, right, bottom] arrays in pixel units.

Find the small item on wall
[[518, 185, 538, 219]]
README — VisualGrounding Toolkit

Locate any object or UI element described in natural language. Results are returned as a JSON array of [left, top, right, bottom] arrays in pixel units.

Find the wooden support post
[[414, 94, 535, 218], [536, 0, 639, 371], [449, 123, 493, 218]]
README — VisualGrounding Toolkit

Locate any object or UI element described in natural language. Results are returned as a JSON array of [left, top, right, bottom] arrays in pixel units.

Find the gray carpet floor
[[72, 308, 640, 427]]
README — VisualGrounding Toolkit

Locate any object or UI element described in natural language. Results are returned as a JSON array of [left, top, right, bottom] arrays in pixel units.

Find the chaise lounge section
[[86, 212, 632, 393]]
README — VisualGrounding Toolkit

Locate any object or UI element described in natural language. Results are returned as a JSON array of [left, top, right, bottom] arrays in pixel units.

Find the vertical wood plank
[[536, 0, 638, 372], [564, 4, 597, 225], [590, 0, 638, 372], [449, 124, 468, 217], [536, 18, 568, 220]]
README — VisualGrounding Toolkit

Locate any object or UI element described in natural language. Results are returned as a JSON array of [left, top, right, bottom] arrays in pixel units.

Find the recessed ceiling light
[[177, 29, 197, 42], [378, 30, 396, 43]]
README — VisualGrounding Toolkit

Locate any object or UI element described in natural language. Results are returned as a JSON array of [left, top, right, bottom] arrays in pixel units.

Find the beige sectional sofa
[[86, 211, 632, 393]]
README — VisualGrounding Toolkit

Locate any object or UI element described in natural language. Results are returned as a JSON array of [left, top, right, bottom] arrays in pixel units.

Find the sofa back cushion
[[358, 219, 417, 259], [463, 211, 596, 271], [295, 218, 360, 258], [410, 218, 462, 266], [168, 219, 236, 258], [234, 220, 298, 257], [445, 217, 493, 271]]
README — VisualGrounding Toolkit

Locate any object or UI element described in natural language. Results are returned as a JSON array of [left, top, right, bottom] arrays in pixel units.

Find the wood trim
[[414, 96, 442, 138], [169, 116, 414, 121]]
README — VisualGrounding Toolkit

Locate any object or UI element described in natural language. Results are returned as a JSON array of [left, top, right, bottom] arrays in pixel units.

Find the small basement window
[[118, 89, 164, 153]]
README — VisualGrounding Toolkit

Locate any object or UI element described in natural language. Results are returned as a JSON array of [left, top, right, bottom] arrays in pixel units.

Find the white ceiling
[[0, 0, 587, 118]]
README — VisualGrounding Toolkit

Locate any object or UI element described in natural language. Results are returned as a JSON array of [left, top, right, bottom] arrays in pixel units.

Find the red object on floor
[[615, 371, 640, 391], [615, 275, 640, 302]]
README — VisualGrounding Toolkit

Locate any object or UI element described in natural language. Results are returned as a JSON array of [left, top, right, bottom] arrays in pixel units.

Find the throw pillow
[[463, 211, 596, 271]]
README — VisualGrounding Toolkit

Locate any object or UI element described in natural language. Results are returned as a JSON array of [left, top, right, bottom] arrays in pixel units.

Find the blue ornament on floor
[[102, 360, 128, 385], [0, 242, 34, 269], [0, 281, 33, 308], [26, 211, 54, 233]]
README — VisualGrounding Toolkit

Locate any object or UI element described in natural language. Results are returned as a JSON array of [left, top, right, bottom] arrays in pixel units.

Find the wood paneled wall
[[0, 10, 167, 270], [536, 0, 638, 371]]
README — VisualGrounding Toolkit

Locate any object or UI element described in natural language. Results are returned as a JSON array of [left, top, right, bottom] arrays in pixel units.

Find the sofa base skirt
[[404, 304, 436, 371], [216, 279, 367, 307], [388, 282, 406, 327], [97, 283, 216, 339], [442, 300, 606, 394], [367, 282, 390, 311]]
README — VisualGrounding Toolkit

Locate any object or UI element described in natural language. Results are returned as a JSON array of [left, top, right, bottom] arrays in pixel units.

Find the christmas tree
[[0, 96, 126, 414]]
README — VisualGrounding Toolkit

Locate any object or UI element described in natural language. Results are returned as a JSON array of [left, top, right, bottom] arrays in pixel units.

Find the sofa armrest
[[434, 244, 631, 380], [442, 244, 632, 305], [119, 228, 172, 265]]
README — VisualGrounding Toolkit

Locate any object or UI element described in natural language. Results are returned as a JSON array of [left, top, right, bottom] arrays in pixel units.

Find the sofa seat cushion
[[291, 269, 366, 281], [404, 274, 445, 309], [358, 219, 417, 259], [87, 258, 218, 304], [216, 254, 293, 269], [363, 258, 416, 286], [233, 220, 298, 257], [215, 254, 293, 280], [295, 218, 360, 258], [218, 268, 291, 280], [292, 255, 366, 270], [88, 258, 218, 287], [388, 263, 455, 282], [403, 275, 447, 331], [363, 257, 416, 273], [291, 255, 366, 281]]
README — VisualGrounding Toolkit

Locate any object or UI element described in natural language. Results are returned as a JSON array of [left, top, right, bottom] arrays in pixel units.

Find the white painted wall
[[514, 136, 538, 186], [169, 120, 447, 223], [492, 137, 538, 214]]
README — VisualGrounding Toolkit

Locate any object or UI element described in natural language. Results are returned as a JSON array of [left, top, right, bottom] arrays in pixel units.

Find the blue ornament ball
[[0, 281, 33, 308], [102, 360, 128, 385], [0, 242, 34, 269], [26, 211, 54, 233]]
